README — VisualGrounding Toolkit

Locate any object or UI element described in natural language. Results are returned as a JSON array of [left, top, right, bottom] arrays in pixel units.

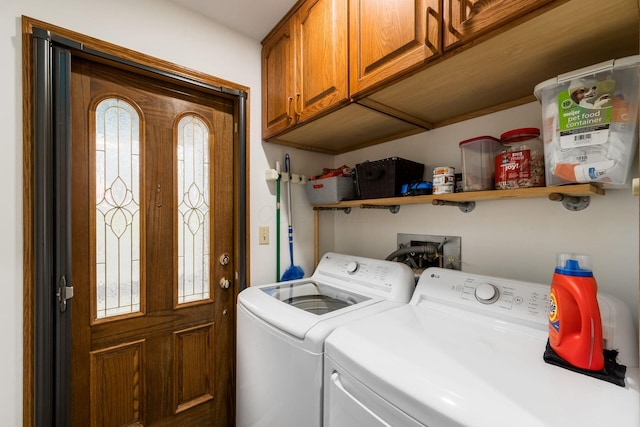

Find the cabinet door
[[262, 20, 296, 139], [296, 0, 349, 122], [444, 0, 553, 49], [350, 0, 442, 96]]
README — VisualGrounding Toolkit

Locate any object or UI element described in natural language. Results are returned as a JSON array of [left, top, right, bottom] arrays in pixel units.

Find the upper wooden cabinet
[[349, 0, 442, 96], [262, 21, 295, 138], [264, 0, 639, 154], [262, 0, 348, 139], [444, 0, 553, 49]]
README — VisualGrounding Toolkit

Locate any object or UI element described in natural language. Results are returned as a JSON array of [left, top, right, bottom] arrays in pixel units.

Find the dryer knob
[[346, 261, 359, 274], [475, 283, 499, 304]]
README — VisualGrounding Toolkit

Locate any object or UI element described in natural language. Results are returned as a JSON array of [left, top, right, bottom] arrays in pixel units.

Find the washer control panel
[[415, 268, 550, 326], [313, 253, 415, 303]]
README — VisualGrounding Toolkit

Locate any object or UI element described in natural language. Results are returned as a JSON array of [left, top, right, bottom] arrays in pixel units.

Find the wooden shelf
[[312, 184, 604, 209], [312, 183, 604, 264]]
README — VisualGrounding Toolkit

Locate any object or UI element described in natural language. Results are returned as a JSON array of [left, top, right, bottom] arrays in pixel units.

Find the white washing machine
[[236, 252, 415, 427], [324, 267, 639, 427]]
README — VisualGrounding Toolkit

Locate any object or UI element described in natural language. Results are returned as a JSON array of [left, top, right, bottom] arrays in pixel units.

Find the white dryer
[[236, 252, 415, 427], [324, 267, 639, 427]]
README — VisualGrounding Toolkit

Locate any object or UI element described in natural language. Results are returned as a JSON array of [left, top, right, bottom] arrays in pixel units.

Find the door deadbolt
[[219, 253, 231, 266], [219, 277, 231, 289]]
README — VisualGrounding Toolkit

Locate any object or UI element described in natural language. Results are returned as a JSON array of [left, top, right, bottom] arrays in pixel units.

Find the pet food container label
[[557, 80, 614, 149]]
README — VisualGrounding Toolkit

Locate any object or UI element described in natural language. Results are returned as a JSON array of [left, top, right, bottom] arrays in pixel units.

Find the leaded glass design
[[177, 115, 211, 304], [95, 98, 141, 319]]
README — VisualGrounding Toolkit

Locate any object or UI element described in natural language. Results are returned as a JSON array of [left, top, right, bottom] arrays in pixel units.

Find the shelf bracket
[[548, 193, 590, 211], [360, 204, 400, 214], [313, 206, 351, 214], [432, 199, 476, 213]]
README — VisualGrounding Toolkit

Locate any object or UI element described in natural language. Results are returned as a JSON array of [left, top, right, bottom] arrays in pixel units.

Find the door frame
[[22, 16, 250, 427]]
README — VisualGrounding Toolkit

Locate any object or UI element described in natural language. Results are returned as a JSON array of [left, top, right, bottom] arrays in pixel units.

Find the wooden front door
[[70, 56, 235, 426]]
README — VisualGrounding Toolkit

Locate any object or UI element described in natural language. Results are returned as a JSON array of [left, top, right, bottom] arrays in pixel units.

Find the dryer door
[[325, 368, 426, 427]]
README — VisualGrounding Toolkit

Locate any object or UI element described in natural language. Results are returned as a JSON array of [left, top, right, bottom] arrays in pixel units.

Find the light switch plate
[[259, 226, 269, 245]]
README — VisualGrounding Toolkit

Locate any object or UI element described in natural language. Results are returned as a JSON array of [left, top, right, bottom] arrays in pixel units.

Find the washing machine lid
[[260, 280, 371, 315], [238, 253, 416, 341], [325, 302, 640, 427], [238, 279, 383, 340]]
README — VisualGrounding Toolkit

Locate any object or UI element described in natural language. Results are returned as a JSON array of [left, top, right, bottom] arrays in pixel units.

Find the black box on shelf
[[355, 157, 425, 199]]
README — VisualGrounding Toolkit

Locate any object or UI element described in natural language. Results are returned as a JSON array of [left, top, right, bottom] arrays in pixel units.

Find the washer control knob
[[346, 261, 359, 274], [475, 283, 499, 304]]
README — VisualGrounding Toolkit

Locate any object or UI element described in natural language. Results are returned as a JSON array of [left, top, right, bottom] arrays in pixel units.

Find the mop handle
[[276, 161, 281, 282], [285, 154, 294, 264], [285, 154, 292, 225]]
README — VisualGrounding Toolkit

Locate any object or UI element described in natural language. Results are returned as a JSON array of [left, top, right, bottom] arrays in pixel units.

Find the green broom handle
[[276, 162, 281, 282]]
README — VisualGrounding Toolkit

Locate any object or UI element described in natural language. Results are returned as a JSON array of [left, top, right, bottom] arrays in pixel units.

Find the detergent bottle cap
[[555, 253, 594, 277]]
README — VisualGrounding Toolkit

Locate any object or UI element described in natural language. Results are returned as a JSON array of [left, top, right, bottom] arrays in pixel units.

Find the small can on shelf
[[495, 128, 545, 189], [433, 166, 455, 194]]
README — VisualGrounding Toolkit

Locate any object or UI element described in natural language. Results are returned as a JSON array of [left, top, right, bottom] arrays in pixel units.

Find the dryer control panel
[[412, 267, 638, 367], [414, 268, 552, 329]]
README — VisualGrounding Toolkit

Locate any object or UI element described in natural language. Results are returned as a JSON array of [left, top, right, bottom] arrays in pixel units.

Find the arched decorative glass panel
[[95, 98, 141, 319], [177, 115, 211, 304]]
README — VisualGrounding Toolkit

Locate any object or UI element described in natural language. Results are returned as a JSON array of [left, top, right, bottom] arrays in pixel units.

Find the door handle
[[219, 277, 231, 289]]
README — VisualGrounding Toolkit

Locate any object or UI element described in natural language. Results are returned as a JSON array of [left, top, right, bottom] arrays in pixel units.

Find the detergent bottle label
[[557, 79, 615, 149], [548, 289, 560, 333]]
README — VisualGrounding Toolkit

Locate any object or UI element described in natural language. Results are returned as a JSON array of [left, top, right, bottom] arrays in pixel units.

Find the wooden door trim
[[22, 16, 250, 427]]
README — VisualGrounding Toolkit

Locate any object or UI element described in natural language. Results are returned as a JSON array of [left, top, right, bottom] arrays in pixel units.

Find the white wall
[[256, 144, 333, 283]]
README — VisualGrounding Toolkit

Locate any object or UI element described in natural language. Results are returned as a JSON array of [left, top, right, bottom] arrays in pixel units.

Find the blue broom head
[[281, 264, 304, 281]]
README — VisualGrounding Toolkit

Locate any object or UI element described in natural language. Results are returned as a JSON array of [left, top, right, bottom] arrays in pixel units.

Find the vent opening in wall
[[387, 234, 461, 281]]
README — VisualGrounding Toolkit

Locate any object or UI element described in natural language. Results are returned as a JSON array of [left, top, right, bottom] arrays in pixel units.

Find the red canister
[[495, 128, 545, 189]]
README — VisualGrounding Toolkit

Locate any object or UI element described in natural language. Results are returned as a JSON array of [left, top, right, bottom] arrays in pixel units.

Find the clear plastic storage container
[[459, 136, 501, 191], [534, 55, 639, 187]]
